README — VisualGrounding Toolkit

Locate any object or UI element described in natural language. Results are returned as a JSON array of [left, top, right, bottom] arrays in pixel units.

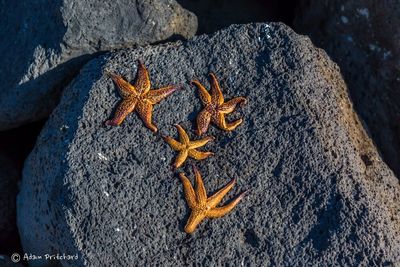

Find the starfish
[[179, 166, 248, 233], [192, 73, 247, 135], [104, 60, 179, 132], [163, 124, 214, 169]]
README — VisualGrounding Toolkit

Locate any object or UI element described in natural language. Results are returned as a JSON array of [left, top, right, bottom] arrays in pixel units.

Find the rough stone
[[18, 23, 400, 266], [0, 0, 197, 131], [294, 0, 400, 177]]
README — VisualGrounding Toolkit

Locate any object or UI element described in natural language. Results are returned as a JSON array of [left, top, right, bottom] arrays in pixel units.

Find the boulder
[[177, 0, 294, 34], [0, 120, 45, 255], [0, 152, 20, 253], [0, 0, 197, 131], [294, 0, 400, 177], [18, 23, 400, 266]]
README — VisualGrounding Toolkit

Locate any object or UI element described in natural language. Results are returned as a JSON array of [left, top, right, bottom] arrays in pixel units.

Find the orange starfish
[[163, 125, 214, 169], [192, 73, 247, 135], [179, 166, 248, 233], [105, 61, 179, 132]]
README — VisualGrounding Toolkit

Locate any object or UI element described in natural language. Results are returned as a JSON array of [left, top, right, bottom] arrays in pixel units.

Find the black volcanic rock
[[294, 0, 400, 177], [0, 152, 19, 251], [18, 23, 400, 266], [0, 0, 197, 131]]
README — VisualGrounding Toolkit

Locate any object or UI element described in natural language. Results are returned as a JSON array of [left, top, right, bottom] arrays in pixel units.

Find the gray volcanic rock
[[18, 23, 400, 266], [0, 152, 19, 249], [0, 0, 197, 131], [294, 0, 400, 177]]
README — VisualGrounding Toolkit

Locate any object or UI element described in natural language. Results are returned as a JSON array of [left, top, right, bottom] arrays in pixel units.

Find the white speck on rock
[[260, 24, 272, 39], [103, 191, 110, 197], [341, 16, 349, 24], [369, 43, 381, 52], [357, 8, 369, 19], [60, 125, 69, 131], [345, 35, 354, 42], [98, 152, 108, 161], [115, 227, 121, 232], [383, 50, 392, 60]]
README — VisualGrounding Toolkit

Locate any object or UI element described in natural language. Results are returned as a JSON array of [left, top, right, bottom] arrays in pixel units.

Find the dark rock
[[177, 0, 296, 34], [18, 23, 400, 266], [0, 152, 19, 252], [0, 0, 197, 131], [294, 0, 400, 177], [0, 120, 45, 256], [0, 255, 24, 267]]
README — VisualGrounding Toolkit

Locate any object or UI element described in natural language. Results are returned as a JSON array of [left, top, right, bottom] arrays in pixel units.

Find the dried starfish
[[105, 60, 179, 132], [192, 73, 247, 135], [180, 166, 247, 233], [163, 124, 214, 169]]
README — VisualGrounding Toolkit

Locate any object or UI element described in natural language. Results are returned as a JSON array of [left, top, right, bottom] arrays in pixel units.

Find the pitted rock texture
[[294, 0, 400, 177], [0, 0, 197, 131], [18, 23, 400, 266]]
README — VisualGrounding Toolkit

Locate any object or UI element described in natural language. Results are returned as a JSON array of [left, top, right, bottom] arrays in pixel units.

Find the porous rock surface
[[18, 23, 400, 266], [0, 0, 197, 131], [294, 0, 400, 177]]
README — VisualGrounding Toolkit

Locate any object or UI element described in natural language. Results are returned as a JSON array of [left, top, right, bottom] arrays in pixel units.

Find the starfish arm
[[206, 191, 247, 218], [188, 149, 214, 160], [175, 124, 190, 144], [163, 136, 184, 151], [215, 113, 243, 131], [105, 71, 137, 98], [207, 178, 237, 208], [135, 60, 151, 94], [193, 166, 207, 203], [136, 100, 158, 132], [192, 80, 211, 104], [209, 73, 224, 105], [105, 99, 137, 126], [189, 136, 214, 149], [174, 150, 188, 168], [196, 109, 212, 136], [179, 173, 197, 209], [146, 85, 180, 104], [219, 97, 247, 114], [184, 212, 205, 234]]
